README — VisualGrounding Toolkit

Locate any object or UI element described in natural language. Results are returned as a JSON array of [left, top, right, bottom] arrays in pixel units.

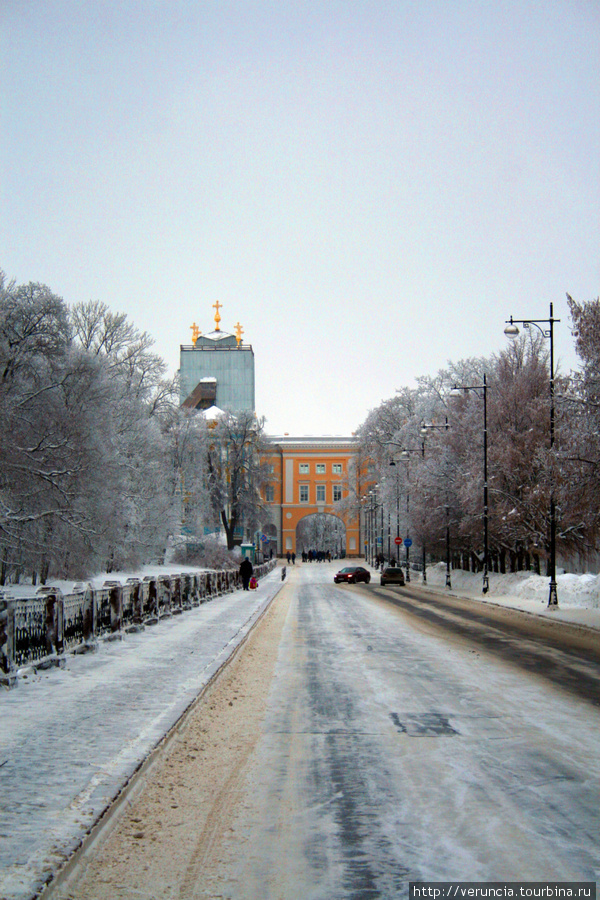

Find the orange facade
[[262, 436, 361, 557]]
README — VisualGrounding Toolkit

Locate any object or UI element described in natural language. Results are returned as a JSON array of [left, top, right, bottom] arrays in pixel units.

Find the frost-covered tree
[[70, 299, 177, 413], [166, 406, 216, 542], [69, 300, 178, 571], [558, 294, 600, 554], [353, 342, 580, 575], [297, 513, 345, 555], [0, 275, 78, 580], [0, 274, 181, 582], [202, 410, 271, 551]]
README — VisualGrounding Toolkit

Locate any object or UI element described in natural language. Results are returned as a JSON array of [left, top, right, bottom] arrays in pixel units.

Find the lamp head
[[504, 320, 519, 338]]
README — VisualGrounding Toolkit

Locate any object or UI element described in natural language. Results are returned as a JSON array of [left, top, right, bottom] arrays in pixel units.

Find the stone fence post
[[0, 598, 16, 687], [44, 590, 64, 659], [104, 582, 123, 637], [82, 587, 96, 647]]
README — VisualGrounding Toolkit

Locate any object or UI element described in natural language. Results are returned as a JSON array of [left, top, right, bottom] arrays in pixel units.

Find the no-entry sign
[[394, 536, 403, 545]]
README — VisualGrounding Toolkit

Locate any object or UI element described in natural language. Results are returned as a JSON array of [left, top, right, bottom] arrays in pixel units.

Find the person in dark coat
[[240, 556, 253, 591]]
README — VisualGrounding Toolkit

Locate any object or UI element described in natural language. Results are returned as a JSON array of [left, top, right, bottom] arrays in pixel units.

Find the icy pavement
[[0, 568, 284, 900], [1, 561, 598, 900]]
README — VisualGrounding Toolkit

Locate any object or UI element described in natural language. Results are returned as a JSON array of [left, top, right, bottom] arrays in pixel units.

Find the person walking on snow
[[240, 556, 253, 591]]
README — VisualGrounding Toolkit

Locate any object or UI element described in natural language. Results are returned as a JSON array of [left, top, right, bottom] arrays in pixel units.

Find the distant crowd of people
[[286, 549, 344, 563], [373, 554, 399, 569]]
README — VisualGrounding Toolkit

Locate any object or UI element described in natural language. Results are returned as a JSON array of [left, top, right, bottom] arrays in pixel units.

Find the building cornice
[[265, 435, 357, 451]]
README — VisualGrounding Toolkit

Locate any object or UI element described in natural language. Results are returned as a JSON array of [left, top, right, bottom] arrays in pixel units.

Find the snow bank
[[422, 563, 600, 630]]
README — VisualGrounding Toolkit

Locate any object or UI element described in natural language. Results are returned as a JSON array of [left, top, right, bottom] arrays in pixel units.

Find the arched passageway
[[296, 514, 346, 559]]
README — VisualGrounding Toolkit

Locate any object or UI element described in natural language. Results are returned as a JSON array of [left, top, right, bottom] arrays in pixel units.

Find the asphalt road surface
[[46, 562, 600, 899]]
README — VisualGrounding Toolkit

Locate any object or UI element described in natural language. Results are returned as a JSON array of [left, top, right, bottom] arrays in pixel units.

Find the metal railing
[[0, 560, 276, 686]]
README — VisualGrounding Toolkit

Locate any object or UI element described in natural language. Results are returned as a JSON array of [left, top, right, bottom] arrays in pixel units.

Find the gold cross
[[190, 322, 200, 345], [213, 300, 222, 330], [234, 322, 244, 346]]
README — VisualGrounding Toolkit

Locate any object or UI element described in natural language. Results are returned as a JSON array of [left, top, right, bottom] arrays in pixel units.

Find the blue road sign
[[404, 537, 413, 547]]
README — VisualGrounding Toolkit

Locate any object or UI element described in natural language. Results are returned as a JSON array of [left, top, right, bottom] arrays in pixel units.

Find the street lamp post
[[388, 440, 425, 582], [420, 420, 452, 588], [451, 374, 489, 594], [445, 502, 451, 588], [368, 488, 378, 567], [380, 495, 384, 567], [367, 492, 373, 565], [504, 303, 559, 607]]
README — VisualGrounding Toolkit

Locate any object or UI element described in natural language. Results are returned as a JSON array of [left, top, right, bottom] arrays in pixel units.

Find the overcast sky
[[2, 1, 599, 435]]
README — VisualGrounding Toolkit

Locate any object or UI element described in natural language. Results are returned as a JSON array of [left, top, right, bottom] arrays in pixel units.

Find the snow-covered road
[[26, 562, 600, 899], [0, 571, 284, 900]]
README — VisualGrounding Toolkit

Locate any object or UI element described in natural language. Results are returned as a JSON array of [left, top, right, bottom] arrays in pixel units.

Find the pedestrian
[[240, 556, 253, 591], [287, 551, 291, 564], [291, 552, 296, 565]]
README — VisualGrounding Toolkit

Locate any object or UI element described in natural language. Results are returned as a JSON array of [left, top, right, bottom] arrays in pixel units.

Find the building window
[[333, 485, 342, 502], [266, 485, 275, 502], [299, 463, 309, 474], [300, 484, 309, 503], [316, 484, 326, 502], [316, 463, 326, 474], [332, 463, 342, 475]]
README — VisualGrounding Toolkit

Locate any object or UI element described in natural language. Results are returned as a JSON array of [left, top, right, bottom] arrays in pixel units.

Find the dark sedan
[[334, 566, 371, 584], [380, 566, 406, 586]]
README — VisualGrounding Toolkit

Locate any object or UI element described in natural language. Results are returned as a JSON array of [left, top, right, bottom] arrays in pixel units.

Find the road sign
[[404, 537, 413, 547], [394, 536, 403, 545]]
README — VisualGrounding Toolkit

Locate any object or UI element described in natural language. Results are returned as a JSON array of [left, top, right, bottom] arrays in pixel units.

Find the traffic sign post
[[404, 536, 412, 583]]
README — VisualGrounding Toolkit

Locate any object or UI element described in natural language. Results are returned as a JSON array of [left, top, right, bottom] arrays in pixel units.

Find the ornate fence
[[0, 561, 276, 687]]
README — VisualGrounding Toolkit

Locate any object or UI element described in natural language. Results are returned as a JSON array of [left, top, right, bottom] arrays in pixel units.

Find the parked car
[[380, 567, 406, 586], [334, 566, 371, 584]]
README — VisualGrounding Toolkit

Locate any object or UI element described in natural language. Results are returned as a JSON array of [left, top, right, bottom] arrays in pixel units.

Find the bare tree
[[203, 410, 271, 550]]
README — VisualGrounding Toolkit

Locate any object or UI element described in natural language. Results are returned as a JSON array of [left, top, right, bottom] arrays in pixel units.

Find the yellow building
[[262, 436, 362, 557], [180, 313, 363, 558]]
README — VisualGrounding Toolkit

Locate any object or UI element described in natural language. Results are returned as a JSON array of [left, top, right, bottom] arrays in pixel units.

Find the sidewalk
[[376, 561, 600, 631], [0, 568, 284, 900]]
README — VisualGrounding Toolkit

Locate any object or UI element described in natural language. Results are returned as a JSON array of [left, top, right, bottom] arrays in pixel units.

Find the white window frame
[[316, 463, 326, 474], [299, 484, 309, 503], [332, 463, 342, 475], [316, 484, 326, 503], [333, 485, 342, 502], [299, 463, 309, 474]]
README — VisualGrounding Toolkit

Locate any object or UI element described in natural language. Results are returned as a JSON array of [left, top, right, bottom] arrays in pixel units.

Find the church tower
[[179, 303, 255, 412]]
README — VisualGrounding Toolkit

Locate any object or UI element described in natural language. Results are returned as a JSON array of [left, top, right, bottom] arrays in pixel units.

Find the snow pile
[[425, 563, 599, 608], [422, 563, 600, 629]]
